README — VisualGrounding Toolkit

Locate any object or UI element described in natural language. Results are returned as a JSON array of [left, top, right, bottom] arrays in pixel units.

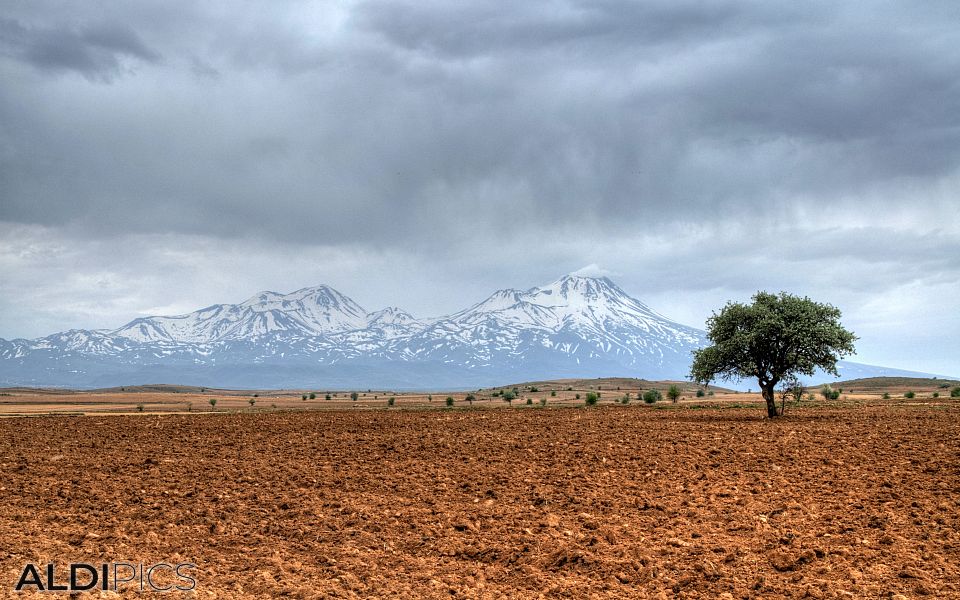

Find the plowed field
[[1, 402, 958, 598]]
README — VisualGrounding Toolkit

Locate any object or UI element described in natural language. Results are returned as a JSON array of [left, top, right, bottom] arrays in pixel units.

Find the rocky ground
[[1, 401, 957, 598]]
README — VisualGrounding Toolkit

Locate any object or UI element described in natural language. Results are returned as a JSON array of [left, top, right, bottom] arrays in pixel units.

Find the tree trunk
[[761, 384, 778, 418]]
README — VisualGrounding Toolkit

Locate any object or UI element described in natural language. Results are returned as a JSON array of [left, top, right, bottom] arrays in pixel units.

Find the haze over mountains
[[0, 275, 940, 389]]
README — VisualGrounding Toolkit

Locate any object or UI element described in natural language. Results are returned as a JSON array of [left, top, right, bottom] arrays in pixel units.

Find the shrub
[[325, 394, 331, 401], [526, 398, 532, 405], [301, 394, 307, 401], [567, 386, 573, 391], [575, 393, 580, 400], [187, 403, 192, 412], [951, 386, 960, 398], [136, 403, 144, 412], [621, 394, 630, 405], [696, 389, 705, 398], [309, 392, 316, 400], [707, 391, 715, 396], [350, 392, 359, 401], [539, 398, 547, 406], [932, 392, 939, 398], [585, 391, 599, 406], [248, 398, 256, 407], [502, 390, 517, 403], [253, 393, 258, 398], [667, 384, 682, 403], [209, 398, 217, 409], [550, 390, 556, 397], [882, 392, 890, 399], [465, 394, 476, 405], [428, 395, 434, 402], [642, 389, 662, 404], [529, 386, 539, 392], [820, 385, 834, 400], [387, 397, 395, 406], [904, 391, 915, 399], [445, 396, 454, 407]]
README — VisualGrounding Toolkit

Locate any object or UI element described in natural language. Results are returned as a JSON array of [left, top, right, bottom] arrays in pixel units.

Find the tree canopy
[[690, 291, 856, 417]]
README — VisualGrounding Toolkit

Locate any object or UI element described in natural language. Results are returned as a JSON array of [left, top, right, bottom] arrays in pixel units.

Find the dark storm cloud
[[0, 17, 160, 81], [1, 0, 959, 245]]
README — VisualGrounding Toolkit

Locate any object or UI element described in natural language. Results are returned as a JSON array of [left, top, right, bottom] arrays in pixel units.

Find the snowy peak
[[367, 306, 419, 326], [112, 284, 369, 343]]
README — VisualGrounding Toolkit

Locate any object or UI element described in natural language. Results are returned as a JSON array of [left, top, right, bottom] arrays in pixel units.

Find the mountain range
[[0, 274, 939, 389]]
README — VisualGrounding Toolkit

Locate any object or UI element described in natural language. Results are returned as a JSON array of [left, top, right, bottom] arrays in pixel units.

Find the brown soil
[[1, 402, 958, 598]]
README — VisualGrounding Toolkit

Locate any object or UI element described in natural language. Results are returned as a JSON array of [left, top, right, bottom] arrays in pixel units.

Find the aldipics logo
[[14, 562, 196, 593]]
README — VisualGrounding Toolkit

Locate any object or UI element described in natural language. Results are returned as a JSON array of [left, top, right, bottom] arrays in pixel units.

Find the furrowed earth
[[0, 393, 958, 598]]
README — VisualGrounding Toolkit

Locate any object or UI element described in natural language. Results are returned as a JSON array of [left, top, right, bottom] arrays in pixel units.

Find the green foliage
[[667, 384, 682, 403], [387, 397, 395, 406], [526, 398, 533, 405], [502, 390, 517, 402], [695, 389, 705, 398], [253, 393, 258, 398], [136, 403, 144, 412], [642, 389, 662, 404], [350, 392, 359, 401], [301, 394, 307, 401], [566, 386, 573, 391], [575, 393, 581, 400], [445, 396, 454, 407], [951, 386, 960, 398], [621, 394, 630, 405], [529, 386, 539, 392], [209, 398, 217, 408], [932, 392, 939, 398], [882, 392, 890, 399], [585, 391, 599, 406], [904, 391, 915, 399], [539, 398, 547, 406], [465, 394, 476, 404], [550, 390, 556, 397], [325, 393, 331, 401], [690, 291, 856, 417], [248, 398, 256, 407], [820, 385, 840, 401], [309, 392, 316, 400]]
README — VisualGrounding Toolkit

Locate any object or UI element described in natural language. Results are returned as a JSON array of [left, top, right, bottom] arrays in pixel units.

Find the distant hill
[[824, 376, 960, 393]]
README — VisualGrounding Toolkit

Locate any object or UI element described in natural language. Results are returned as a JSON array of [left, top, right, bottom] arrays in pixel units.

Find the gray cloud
[[0, 18, 160, 81], [0, 1, 958, 374]]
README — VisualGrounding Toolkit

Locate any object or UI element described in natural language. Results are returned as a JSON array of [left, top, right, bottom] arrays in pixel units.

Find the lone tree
[[690, 291, 856, 418]]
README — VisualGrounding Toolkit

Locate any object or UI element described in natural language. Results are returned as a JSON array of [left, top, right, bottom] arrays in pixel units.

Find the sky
[[1, 0, 958, 376]]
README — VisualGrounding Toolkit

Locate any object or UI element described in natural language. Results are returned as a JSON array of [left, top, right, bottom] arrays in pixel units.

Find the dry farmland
[[0, 394, 958, 598]]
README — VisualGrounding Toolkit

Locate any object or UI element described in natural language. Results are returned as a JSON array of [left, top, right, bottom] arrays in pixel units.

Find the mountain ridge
[[0, 274, 947, 388]]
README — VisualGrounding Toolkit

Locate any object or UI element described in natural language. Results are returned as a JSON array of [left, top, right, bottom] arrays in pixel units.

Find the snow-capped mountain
[[0, 274, 940, 389]]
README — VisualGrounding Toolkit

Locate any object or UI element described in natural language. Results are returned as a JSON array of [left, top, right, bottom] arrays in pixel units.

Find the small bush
[[707, 391, 714, 396], [667, 384, 681, 403], [585, 391, 599, 406], [325, 394, 331, 401], [621, 394, 630, 405], [465, 394, 476, 404], [136, 403, 144, 412], [248, 398, 256, 407], [350, 392, 359, 401], [387, 397, 395, 406], [904, 391, 915, 399], [575, 393, 581, 400], [882, 392, 890, 399], [529, 386, 539, 392], [932, 392, 939, 398], [428, 395, 434, 402], [820, 385, 834, 400], [950, 386, 960, 398], [526, 398, 532, 405], [209, 398, 217, 409], [695, 389, 705, 398], [253, 393, 258, 398], [309, 392, 316, 400], [301, 394, 307, 401], [642, 389, 662, 404], [550, 390, 556, 397], [539, 398, 547, 406], [567, 386, 573, 391], [502, 390, 517, 403], [445, 396, 454, 407]]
